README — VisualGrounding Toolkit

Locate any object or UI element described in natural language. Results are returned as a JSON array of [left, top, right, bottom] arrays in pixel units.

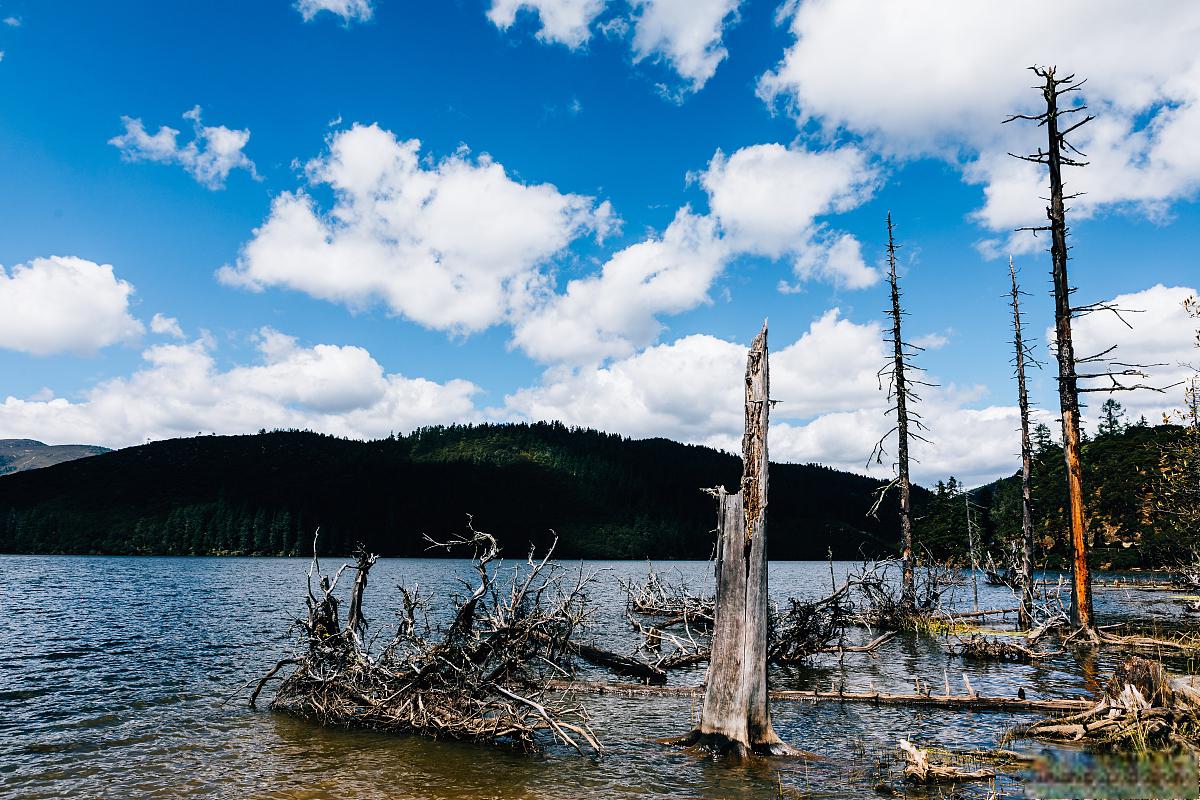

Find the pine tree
[[1097, 399, 1127, 438]]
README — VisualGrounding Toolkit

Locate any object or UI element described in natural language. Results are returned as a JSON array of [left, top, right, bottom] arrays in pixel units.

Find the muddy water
[[0, 556, 1190, 799]]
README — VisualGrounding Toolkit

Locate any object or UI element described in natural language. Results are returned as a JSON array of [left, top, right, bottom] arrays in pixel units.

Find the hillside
[[0, 439, 110, 476], [913, 421, 1198, 569], [0, 424, 925, 560]]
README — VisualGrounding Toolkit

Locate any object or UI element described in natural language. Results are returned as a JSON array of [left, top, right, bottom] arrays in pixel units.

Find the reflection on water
[[0, 555, 1190, 798]]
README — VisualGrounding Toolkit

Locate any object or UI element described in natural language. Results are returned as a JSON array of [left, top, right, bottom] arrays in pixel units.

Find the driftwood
[[1024, 656, 1200, 751], [898, 739, 996, 783], [948, 634, 1056, 663], [252, 525, 601, 753], [551, 680, 1090, 713], [621, 566, 713, 619]]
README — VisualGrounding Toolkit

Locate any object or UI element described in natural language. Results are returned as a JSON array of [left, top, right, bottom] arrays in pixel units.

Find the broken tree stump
[[670, 323, 792, 757]]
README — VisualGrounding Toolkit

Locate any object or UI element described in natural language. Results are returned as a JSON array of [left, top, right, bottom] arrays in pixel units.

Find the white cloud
[[487, 0, 740, 92], [509, 141, 880, 363], [506, 309, 1026, 484], [700, 142, 880, 289], [912, 331, 950, 351], [629, 0, 741, 94], [222, 127, 878, 367], [109, 106, 258, 190], [487, 0, 608, 48], [220, 123, 614, 335], [150, 313, 184, 339], [3, 16, 19, 26], [0, 256, 143, 356], [760, 1, 1200, 249], [0, 331, 479, 448], [511, 208, 726, 363], [296, 0, 373, 23], [1061, 283, 1199, 425]]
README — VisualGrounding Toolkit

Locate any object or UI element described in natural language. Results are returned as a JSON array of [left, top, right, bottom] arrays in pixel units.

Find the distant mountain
[[0, 439, 110, 476], [0, 424, 927, 560]]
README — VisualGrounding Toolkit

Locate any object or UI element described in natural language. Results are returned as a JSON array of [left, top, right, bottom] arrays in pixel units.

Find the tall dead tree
[[1005, 67, 1162, 634], [870, 215, 931, 612], [674, 322, 791, 756], [1005, 66, 1096, 633], [1008, 258, 1038, 629]]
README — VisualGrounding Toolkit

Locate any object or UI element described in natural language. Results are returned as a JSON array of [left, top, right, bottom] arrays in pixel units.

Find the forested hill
[[0, 424, 923, 560], [915, 420, 1198, 569]]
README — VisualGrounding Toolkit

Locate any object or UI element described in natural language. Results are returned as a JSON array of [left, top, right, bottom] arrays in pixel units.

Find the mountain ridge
[[0, 424, 922, 559]]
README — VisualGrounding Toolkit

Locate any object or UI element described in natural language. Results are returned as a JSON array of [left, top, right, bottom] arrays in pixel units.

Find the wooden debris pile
[[251, 524, 602, 753], [850, 556, 961, 630], [620, 565, 713, 619], [897, 739, 997, 783], [1025, 656, 1200, 752], [950, 634, 1045, 663]]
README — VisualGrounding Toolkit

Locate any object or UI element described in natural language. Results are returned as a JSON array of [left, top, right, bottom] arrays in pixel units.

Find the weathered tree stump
[[670, 323, 793, 757]]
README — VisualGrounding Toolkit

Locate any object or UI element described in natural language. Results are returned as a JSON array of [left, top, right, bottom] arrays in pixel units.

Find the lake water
[[0, 555, 1188, 799]]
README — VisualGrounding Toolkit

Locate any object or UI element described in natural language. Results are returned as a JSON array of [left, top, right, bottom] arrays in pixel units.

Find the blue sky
[[1, 0, 1197, 485]]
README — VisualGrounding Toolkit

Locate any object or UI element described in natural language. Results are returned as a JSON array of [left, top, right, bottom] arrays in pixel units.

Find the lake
[[0, 555, 1184, 799]]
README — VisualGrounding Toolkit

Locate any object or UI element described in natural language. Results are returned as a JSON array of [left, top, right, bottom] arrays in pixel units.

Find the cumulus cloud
[[109, 106, 258, 190], [222, 127, 878, 366], [629, 0, 741, 94], [486, 0, 741, 92], [0, 330, 479, 448], [506, 309, 1028, 485], [487, 0, 607, 48], [220, 123, 614, 336], [1062, 283, 1199, 425], [296, 0, 373, 23], [150, 313, 184, 339], [512, 208, 726, 363], [700, 142, 880, 289], [760, 1, 1200, 252], [0, 256, 143, 356]]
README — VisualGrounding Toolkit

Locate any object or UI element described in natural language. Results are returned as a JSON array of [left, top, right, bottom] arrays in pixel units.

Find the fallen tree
[[1023, 656, 1200, 751], [251, 525, 602, 754]]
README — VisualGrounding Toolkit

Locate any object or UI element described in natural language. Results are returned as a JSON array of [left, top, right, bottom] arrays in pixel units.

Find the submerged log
[[551, 680, 1090, 712]]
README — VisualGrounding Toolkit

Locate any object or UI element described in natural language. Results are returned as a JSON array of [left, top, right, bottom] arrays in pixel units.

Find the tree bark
[[1039, 69, 1094, 633], [885, 216, 916, 610], [1009, 259, 1036, 630], [674, 322, 791, 756]]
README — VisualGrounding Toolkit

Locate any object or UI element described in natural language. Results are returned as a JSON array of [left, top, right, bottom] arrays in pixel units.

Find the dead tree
[[870, 215, 932, 612], [1005, 66, 1164, 636], [672, 322, 792, 756], [1008, 258, 1039, 629]]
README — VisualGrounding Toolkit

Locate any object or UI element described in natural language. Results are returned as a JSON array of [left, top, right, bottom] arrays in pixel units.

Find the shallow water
[[0, 555, 1192, 799]]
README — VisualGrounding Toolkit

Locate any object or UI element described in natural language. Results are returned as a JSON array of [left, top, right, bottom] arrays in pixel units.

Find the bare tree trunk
[[1009, 259, 1037, 630], [886, 216, 916, 610], [1005, 67, 1097, 635], [1035, 70, 1094, 634], [675, 323, 790, 757]]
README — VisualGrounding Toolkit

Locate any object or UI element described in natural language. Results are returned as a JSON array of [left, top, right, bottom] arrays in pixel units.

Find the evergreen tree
[[1097, 399, 1128, 438]]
